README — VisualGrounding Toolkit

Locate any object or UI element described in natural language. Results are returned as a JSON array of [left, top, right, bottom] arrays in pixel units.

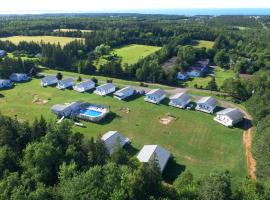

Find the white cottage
[[0, 79, 12, 89], [137, 145, 171, 173], [195, 96, 217, 114], [214, 108, 244, 127], [9, 73, 29, 82], [94, 83, 116, 96], [144, 89, 166, 104], [40, 75, 58, 87], [114, 86, 135, 100], [101, 131, 131, 155], [169, 93, 191, 109], [51, 101, 82, 117], [56, 78, 74, 90], [73, 80, 95, 92]]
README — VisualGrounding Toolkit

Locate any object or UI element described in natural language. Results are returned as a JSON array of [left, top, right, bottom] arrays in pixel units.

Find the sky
[[0, 0, 270, 14]]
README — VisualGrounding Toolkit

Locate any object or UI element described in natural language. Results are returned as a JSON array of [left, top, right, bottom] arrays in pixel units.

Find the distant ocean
[[1, 8, 270, 16], [122, 8, 270, 16]]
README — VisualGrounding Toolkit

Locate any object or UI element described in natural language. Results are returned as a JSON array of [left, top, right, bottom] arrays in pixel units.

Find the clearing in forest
[[0, 36, 84, 47]]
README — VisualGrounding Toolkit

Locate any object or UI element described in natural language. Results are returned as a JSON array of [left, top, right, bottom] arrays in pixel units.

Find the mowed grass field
[[185, 67, 235, 88], [0, 78, 246, 183], [94, 44, 161, 68], [0, 36, 84, 47]]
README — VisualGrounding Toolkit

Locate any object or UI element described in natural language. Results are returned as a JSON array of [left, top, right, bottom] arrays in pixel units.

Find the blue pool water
[[79, 109, 102, 117]]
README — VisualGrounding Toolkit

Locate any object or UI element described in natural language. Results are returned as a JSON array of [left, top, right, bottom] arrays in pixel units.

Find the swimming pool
[[79, 109, 102, 117]]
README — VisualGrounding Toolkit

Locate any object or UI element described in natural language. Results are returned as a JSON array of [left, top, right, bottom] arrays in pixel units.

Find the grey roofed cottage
[[137, 145, 171, 173], [214, 108, 244, 127], [51, 101, 82, 117], [9, 73, 29, 82], [101, 131, 131, 155], [114, 86, 135, 100], [195, 96, 217, 114], [169, 93, 191, 109], [73, 80, 95, 92], [94, 83, 116, 96], [56, 78, 74, 90], [0, 79, 13, 89], [40, 75, 58, 87], [144, 88, 166, 104]]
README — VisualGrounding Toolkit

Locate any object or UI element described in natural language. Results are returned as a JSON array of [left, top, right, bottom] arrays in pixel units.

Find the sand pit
[[159, 114, 176, 125], [120, 107, 130, 114], [32, 95, 49, 105]]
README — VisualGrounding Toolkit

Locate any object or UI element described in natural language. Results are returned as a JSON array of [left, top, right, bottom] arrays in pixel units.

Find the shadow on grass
[[124, 145, 139, 157], [160, 98, 170, 106], [99, 112, 120, 125], [163, 157, 186, 183], [124, 93, 142, 102], [234, 118, 251, 131], [0, 93, 5, 98]]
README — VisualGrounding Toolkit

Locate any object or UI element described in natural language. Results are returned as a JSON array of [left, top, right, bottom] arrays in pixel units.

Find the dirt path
[[242, 114, 256, 180]]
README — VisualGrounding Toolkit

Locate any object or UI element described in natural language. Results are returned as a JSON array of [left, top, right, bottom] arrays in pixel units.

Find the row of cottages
[[101, 131, 170, 173], [94, 83, 116, 96], [144, 89, 166, 104], [214, 108, 244, 127], [169, 93, 191, 109], [113, 86, 135, 100]]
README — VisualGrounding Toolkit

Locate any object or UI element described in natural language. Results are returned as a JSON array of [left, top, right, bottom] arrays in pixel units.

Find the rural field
[[185, 67, 235, 88], [0, 78, 246, 183], [0, 36, 83, 47], [94, 44, 161, 68]]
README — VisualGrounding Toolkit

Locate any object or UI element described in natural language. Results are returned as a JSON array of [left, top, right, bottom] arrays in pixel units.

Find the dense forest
[[0, 14, 270, 199]]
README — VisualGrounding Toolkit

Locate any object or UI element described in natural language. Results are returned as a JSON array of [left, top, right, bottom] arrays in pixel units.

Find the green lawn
[[185, 67, 235, 88], [0, 78, 246, 184], [0, 36, 84, 47], [193, 40, 215, 49], [94, 44, 161, 68]]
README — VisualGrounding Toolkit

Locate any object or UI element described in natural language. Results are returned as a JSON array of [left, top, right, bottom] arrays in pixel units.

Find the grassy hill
[[0, 78, 246, 183], [0, 36, 83, 47]]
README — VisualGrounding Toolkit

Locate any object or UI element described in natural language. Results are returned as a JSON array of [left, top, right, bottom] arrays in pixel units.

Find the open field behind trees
[[94, 44, 161, 68], [193, 40, 215, 49], [0, 36, 84, 47], [0, 78, 246, 184], [184, 67, 235, 88], [53, 28, 93, 33]]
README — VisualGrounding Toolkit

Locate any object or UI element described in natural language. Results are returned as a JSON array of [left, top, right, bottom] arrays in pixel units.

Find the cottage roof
[[101, 131, 130, 154], [75, 80, 95, 88], [59, 78, 74, 85], [197, 96, 217, 107], [216, 108, 244, 121], [114, 86, 134, 97], [170, 93, 191, 102], [137, 145, 170, 172], [96, 83, 115, 91], [42, 75, 57, 82], [146, 89, 166, 98]]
